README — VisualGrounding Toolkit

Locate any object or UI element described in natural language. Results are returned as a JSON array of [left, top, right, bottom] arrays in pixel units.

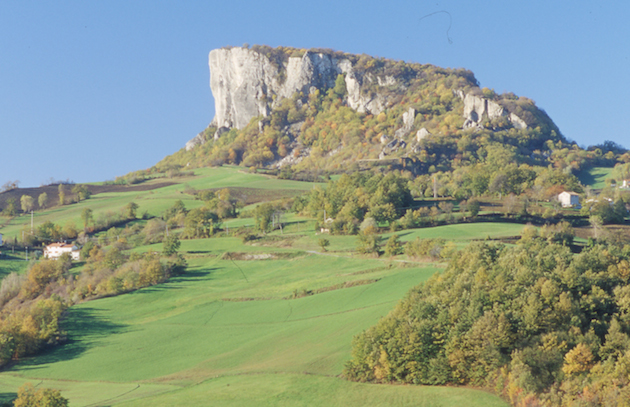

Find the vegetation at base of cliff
[[344, 239, 630, 406], [156, 46, 565, 171], [147, 45, 630, 209]]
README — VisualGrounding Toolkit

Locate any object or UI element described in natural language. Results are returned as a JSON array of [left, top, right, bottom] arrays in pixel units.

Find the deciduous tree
[[318, 238, 330, 252], [20, 195, 34, 213], [356, 229, 380, 255], [81, 208, 93, 231], [38, 192, 48, 209], [254, 203, 275, 232], [384, 234, 402, 257], [162, 234, 180, 256], [125, 201, 139, 219], [58, 184, 65, 206], [72, 184, 91, 202], [3, 197, 17, 216], [13, 382, 68, 407]]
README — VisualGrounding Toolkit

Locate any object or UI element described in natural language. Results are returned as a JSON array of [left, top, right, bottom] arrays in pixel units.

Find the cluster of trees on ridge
[[344, 238, 630, 406], [1, 183, 91, 217]]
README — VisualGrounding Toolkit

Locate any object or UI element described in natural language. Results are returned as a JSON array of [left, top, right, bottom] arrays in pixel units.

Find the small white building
[[44, 242, 80, 260], [320, 218, 334, 234], [558, 191, 580, 208], [621, 180, 630, 189]]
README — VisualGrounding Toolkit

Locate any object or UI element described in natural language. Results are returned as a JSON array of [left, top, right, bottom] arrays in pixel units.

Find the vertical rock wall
[[208, 47, 392, 132]]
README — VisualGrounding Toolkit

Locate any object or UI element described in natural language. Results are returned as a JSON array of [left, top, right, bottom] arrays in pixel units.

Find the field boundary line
[[83, 384, 140, 407]]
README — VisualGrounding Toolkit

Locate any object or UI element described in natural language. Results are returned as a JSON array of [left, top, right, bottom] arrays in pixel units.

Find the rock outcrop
[[209, 47, 277, 130], [379, 107, 415, 159], [416, 128, 430, 142], [181, 45, 561, 165], [185, 132, 206, 151], [206, 47, 396, 132], [344, 69, 387, 115], [394, 107, 416, 139], [458, 91, 528, 130]]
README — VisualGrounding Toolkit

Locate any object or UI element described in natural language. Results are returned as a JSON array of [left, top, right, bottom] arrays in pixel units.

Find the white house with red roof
[[44, 242, 80, 260]]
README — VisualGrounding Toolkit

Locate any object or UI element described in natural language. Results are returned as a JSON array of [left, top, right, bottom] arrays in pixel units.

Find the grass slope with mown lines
[[0, 167, 514, 406], [397, 222, 526, 241], [118, 373, 506, 407], [0, 241, 508, 406], [0, 375, 177, 407], [9, 256, 434, 384]]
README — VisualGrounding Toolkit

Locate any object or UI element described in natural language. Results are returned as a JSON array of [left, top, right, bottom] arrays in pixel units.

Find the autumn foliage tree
[[13, 382, 68, 407], [20, 195, 34, 213], [38, 192, 48, 209], [58, 184, 65, 206], [345, 239, 630, 405]]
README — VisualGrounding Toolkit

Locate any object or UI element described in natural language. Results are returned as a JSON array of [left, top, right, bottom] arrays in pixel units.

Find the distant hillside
[[153, 46, 564, 175]]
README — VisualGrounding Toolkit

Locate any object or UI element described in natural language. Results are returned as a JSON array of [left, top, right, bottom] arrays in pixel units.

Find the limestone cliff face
[[208, 47, 392, 132], [205, 46, 535, 141], [458, 91, 528, 130], [209, 47, 278, 130], [183, 46, 559, 160]]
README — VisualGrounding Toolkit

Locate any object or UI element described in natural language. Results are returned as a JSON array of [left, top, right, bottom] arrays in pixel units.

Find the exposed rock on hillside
[[206, 47, 399, 133], [458, 91, 528, 130], [170, 45, 563, 176], [185, 132, 206, 151], [394, 107, 416, 138], [416, 128, 430, 142]]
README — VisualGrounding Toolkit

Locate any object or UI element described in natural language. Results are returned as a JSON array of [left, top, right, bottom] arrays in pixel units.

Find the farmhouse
[[44, 242, 80, 260], [558, 191, 580, 208]]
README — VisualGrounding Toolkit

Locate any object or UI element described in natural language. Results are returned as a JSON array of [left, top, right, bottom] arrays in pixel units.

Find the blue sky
[[1, 1, 628, 187]]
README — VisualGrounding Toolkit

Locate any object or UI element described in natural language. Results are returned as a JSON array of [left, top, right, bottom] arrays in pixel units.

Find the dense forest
[[344, 239, 630, 405]]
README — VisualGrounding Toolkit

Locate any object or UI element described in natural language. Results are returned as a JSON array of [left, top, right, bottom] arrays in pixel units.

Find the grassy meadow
[[0, 166, 509, 406], [577, 166, 615, 190]]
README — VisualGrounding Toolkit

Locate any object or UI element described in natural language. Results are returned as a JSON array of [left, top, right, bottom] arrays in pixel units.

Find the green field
[[0, 166, 323, 241], [577, 166, 615, 189], [0, 168, 509, 406], [0, 255, 28, 279]]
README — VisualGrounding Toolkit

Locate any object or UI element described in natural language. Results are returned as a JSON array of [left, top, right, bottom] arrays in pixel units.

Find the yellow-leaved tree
[[562, 343, 594, 376], [13, 382, 68, 407]]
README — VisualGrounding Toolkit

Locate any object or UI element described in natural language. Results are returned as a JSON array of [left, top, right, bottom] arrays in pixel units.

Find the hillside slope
[[157, 45, 563, 176]]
